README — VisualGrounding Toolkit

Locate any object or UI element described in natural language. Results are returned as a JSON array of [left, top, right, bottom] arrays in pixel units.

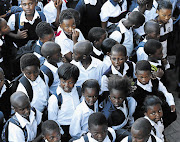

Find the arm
[[101, 21, 107, 30], [53, 0, 63, 28]]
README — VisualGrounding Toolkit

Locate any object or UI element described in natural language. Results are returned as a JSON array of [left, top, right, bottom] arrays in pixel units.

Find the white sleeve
[[77, 29, 85, 41], [121, 136, 128, 142], [16, 83, 28, 96], [35, 109, 43, 125], [101, 75, 109, 92], [73, 136, 85, 142], [132, 62, 136, 79], [44, 7, 56, 24], [108, 127, 116, 142], [56, 38, 72, 56], [100, 4, 109, 22], [127, 97, 137, 126], [109, 31, 122, 43], [7, 14, 16, 31], [158, 81, 175, 106]]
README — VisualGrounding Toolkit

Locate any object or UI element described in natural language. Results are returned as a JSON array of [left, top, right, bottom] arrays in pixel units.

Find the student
[[143, 95, 164, 141], [132, 60, 176, 128], [101, 75, 136, 141], [74, 112, 116, 142], [101, 44, 136, 92], [41, 41, 62, 95], [16, 53, 49, 113], [109, 11, 145, 57], [42, 120, 61, 142], [48, 63, 80, 141], [71, 40, 108, 86], [55, 10, 85, 62], [69, 79, 100, 139], [88, 27, 107, 61], [6, 91, 42, 142], [121, 117, 162, 142], [155, 0, 173, 58], [67, 8, 81, 28], [101, 38, 118, 67], [7, 0, 46, 47], [136, 20, 160, 61]]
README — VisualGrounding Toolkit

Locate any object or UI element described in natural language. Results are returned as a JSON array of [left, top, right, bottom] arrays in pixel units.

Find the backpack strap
[[83, 134, 89, 142], [151, 134, 156, 142], [76, 86, 82, 99], [124, 98, 129, 117], [128, 135, 132, 142], [54, 93, 63, 108], [37, 11, 46, 21], [107, 130, 113, 141], [126, 61, 134, 78], [112, 26, 125, 44], [15, 11, 24, 31]]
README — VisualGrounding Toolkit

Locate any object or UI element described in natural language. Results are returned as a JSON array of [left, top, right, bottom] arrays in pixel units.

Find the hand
[[162, 58, 168, 66], [72, 29, 79, 43], [155, 68, 164, 78], [54, 0, 63, 10], [170, 105, 176, 112], [16, 29, 28, 39]]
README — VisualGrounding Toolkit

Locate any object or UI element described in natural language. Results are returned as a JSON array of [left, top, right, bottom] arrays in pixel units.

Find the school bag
[[1, 107, 36, 142], [127, 134, 156, 142]]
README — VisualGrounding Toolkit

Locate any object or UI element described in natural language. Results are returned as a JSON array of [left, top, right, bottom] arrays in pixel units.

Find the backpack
[[1, 107, 36, 142], [83, 130, 113, 142], [127, 134, 156, 142]]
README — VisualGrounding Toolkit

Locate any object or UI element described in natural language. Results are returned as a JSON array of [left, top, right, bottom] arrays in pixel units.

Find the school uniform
[[8, 108, 42, 142], [101, 62, 135, 92], [144, 0, 158, 20], [100, 0, 127, 27], [74, 127, 116, 142], [71, 56, 108, 86], [90, 46, 104, 61], [69, 99, 99, 138], [136, 38, 148, 61], [109, 19, 134, 57], [103, 55, 112, 68], [149, 60, 170, 71], [144, 116, 164, 141], [16, 74, 49, 112], [121, 135, 163, 142], [55, 29, 85, 56]]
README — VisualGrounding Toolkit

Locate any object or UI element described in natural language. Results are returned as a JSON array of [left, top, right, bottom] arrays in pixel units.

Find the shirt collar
[[0, 84, 6, 97], [37, 40, 43, 47], [137, 80, 152, 92], [25, 75, 41, 87], [93, 46, 103, 56], [118, 19, 128, 33], [56, 85, 76, 96], [84, 0, 97, 5], [82, 99, 98, 113], [153, 0, 158, 9], [111, 62, 129, 76], [44, 60, 58, 73]]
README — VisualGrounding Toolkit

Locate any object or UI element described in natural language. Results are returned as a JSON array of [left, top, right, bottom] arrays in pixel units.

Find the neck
[[48, 59, 58, 67], [122, 20, 132, 29], [148, 56, 158, 62], [138, 6, 146, 14], [81, 56, 92, 69], [94, 45, 101, 51], [25, 13, 35, 21]]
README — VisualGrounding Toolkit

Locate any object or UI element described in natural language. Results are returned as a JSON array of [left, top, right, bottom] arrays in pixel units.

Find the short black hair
[[88, 27, 106, 42], [102, 38, 117, 55], [143, 95, 162, 112], [144, 20, 160, 34], [111, 44, 127, 56], [144, 39, 162, 56], [0, 67, 4, 75], [108, 75, 131, 95], [35, 21, 54, 39], [67, 8, 80, 27], [88, 112, 108, 128], [58, 63, 79, 82], [42, 120, 60, 136], [128, 11, 145, 27], [59, 9, 75, 24], [157, 0, 172, 10], [82, 79, 100, 94], [20, 53, 40, 70], [135, 60, 151, 73], [137, 0, 150, 6]]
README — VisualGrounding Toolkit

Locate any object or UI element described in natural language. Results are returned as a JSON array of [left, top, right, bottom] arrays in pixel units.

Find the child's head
[[144, 20, 160, 40], [101, 38, 118, 56], [144, 39, 163, 60], [58, 63, 79, 92], [88, 27, 107, 50], [82, 79, 100, 107], [59, 10, 76, 37], [157, 0, 172, 24], [88, 112, 108, 142], [73, 40, 93, 62], [143, 95, 163, 123], [67, 8, 81, 27], [131, 117, 152, 142], [108, 75, 131, 107], [21, 0, 36, 16], [20, 53, 40, 81], [137, 0, 153, 11], [135, 60, 151, 85], [0, 68, 4, 90], [35, 21, 55, 43], [41, 41, 62, 64], [110, 44, 127, 71], [10, 91, 31, 120], [0, 18, 10, 36], [42, 120, 61, 142]]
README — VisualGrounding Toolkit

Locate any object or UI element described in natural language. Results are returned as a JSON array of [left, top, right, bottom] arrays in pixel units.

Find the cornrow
[[59, 9, 75, 24]]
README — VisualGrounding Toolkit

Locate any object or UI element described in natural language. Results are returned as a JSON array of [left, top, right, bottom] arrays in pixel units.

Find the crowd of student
[[0, 0, 179, 141]]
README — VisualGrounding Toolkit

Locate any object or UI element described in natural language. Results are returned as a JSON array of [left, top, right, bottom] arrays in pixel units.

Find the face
[[131, 129, 150, 142], [21, 0, 36, 16], [83, 88, 98, 106], [145, 104, 163, 123], [136, 70, 151, 85], [73, 48, 83, 62], [0, 72, 4, 89], [60, 19, 76, 36], [152, 47, 163, 60], [110, 51, 127, 71], [95, 33, 107, 49], [50, 49, 62, 63], [157, 9, 172, 24], [89, 124, 108, 142], [60, 77, 75, 93], [40, 33, 55, 43], [147, 31, 160, 40], [109, 89, 126, 107], [0, 19, 10, 35], [23, 65, 40, 81], [44, 130, 61, 142]]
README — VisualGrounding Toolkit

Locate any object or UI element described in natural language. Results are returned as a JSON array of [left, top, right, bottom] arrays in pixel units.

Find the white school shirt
[[103, 55, 112, 68], [144, 116, 164, 141], [136, 39, 148, 61], [16, 75, 49, 112], [149, 60, 170, 70], [55, 29, 85, 56], [137, 80, 175, 106], [109, 19, 133, 57], [44, 0, 67, 24], [71, 56, 108, 86], [69, 99, 99, 138], [48, 85, 80, 126], [0, 84, 6, 98], [100, 0, 127, 27], [93, 46, 104, 56], [7, 10, 44, 31], [121, 135, 163, 142], [8, 109, 42, 142], [101, 62, 136, 92], [74, 127, 116, 142]]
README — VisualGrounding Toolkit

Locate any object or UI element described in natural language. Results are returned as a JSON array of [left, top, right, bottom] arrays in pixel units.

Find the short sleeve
[[100, 4, 109, 22], [7, 14, 16, 31]]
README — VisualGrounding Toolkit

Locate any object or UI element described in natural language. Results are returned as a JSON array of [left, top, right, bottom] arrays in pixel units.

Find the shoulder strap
[[124, 99, 129, 117], [83, 134, 89, 142], [37, 11, 46, 21], [108, 130, 113, 141], [103, 66, 112, 78], [151, 134, 157, 142], [114, 26, 125, 44], [54, 93, 63, 108], [151, 79, 159, 94], [76, 86, 82, 99], [128, 135, 132, 142], [126, 61, 134, 78]]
